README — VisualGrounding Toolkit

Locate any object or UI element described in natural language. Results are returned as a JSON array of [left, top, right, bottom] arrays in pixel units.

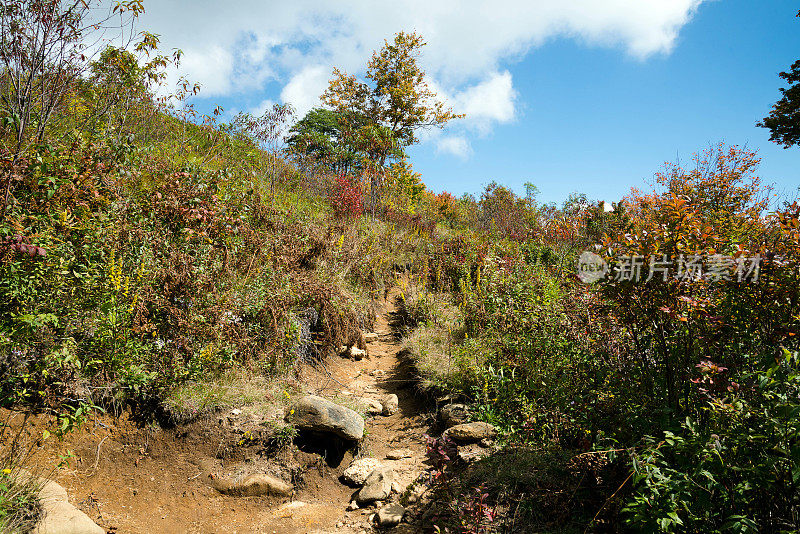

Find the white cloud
[[437, 136, 472, 159], [451, 71, 518, 134], [137, 0, 705, 154], [251, 98, 275, 117], [279, 65, 330, 118], [172, 45, 234, 97]]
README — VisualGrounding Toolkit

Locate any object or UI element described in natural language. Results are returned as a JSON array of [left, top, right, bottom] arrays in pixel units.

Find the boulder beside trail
[[457, 443, 491, 463], [33, 479, 104, 534], [285, 395, 365, 441], [443, 422, 498, 443]]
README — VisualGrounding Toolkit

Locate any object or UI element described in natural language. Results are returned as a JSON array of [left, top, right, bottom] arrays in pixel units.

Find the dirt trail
[[303, 287, 431, 533], [15, 288, 431, 533]]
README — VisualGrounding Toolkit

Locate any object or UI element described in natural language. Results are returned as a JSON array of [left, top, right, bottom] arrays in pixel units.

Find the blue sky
[[407, 0, 800, 204], [141, 0, 800, 205]]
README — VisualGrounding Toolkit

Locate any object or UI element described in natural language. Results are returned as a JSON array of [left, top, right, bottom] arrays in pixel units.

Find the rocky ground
[[14, 288, 496, 533]]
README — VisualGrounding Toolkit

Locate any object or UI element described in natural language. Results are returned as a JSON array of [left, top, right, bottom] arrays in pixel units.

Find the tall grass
[[0, 414, 42, 534]]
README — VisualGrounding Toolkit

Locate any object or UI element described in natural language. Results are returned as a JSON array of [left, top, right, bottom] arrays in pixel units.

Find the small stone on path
[[355, 397, 383, 415], [349, 347, 366, 360], [377, 503, 406, 527], [385, 448, 412, 460], [355, 466, 396, 504], [382, 394, 399, 416], [343, 458, 384, 486], [364, 332, 379, 343]]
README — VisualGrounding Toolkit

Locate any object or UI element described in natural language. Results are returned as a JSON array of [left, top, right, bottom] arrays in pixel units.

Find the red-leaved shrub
[[329, 174, 364, 217]]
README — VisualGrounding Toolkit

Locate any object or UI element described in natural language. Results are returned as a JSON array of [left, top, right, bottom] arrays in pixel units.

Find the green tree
[[90, 47, 146, 94], [321, 30, 462, 166], [321, 31, 458, 212], [87, 46, 149, 140], [287, 108, 364, 175], [385, 157, 425, 214], [757, 11, 800, 148]]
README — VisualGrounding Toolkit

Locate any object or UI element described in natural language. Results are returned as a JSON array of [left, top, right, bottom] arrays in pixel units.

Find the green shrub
[[625, 349, 800, 533]]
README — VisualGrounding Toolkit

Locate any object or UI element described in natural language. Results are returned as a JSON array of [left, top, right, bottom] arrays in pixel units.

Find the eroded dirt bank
[[9, 288, 436, 534]]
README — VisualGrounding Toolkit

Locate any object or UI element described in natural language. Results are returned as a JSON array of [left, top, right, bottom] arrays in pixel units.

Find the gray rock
[[285, 395, 365, 441], [347, 500, 359, 511], [377, 503, 406, 527], [382, 394, 399, 416], [385, 448, 412, 460], [33, 479, 104, 534], [356, 397, 383, 415], [443, 422, 497, 443], [37, 479, 68, 503], [33, 502, 105, 534], [355, 466, 396, 504], [212, 473, 292, 497], [440, 403, 470, 428], [343, 458, 384, 486]]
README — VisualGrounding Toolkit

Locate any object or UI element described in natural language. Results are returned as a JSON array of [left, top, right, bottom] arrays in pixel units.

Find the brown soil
[[7, 288, 435, 533]]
